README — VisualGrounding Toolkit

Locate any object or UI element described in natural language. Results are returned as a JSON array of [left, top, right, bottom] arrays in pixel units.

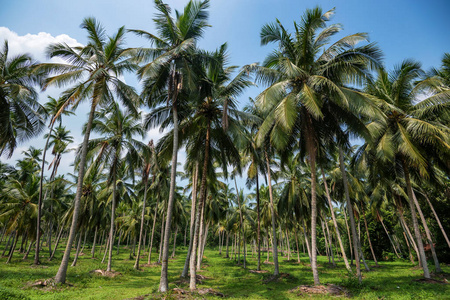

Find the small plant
[[0, 287, 30, 300], [339, 270, 364, 291]]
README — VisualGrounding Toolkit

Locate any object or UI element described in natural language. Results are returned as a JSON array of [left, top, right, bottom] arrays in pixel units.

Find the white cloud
[[0, 27, 82, 63]]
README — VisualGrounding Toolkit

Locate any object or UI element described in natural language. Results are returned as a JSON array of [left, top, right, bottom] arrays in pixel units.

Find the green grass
[[0, 243, 449, 299]]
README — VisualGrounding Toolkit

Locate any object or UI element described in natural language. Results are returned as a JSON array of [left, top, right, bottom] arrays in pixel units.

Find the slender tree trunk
[[107, 166, 118, 272], [171, 226, 178, 258], [226, 231, 229, 258], [379, 214, 401, 258], [285, 228, 290, 261], [80, 230, 87, 254], [158, 211, 165, 264], [324, 216, 336, 266], [50, 227, 64, 261], [343, 207, 354, 266], [71, 233, 82, 267], [159, 100, 180, 292], [339, 147, 362, 283], [116, 230, 121, 255], [134, 174, 149, 270], [2, 232, 13, 256], [307, 131, 319, 285], [357, 219, 370, 271], [362, 207, 378, 266], [423, 193, 450, 249], [294, 227, 301, 263], [6, 232, 18, 264], [189, 120, 211, 291], [235, 177, 245, 268], [321, 221, 331, 263], [23, 241, 34, 260], [101, 233, 110, 264], [399, 212, 421, 265], [265, 150, 279, 276], [148, 197, 160, 265], [55, 101, 96, 284], [256, 175, 261, 271], [184, 224, 187, 247], [303, 225, 312, 264], [181, 163, 198, 278], [412, 191, 441, 273], [196, 193, 206, 270], [91, 226, 98, 259], [35, 120, 56, 265], [403, 161, 430, 278]]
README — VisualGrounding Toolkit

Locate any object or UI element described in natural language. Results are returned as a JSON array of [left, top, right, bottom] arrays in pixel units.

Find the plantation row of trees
[[1, 0, 449, 292]]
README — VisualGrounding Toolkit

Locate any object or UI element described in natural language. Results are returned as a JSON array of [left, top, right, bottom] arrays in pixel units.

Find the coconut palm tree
[[86, 102, 145, 272], [0, 40, 45, 158], [130, 0, 211, 291], [363, 60, 450, 278], [253, 7, 382, 284], [38, 17, 139, 283]]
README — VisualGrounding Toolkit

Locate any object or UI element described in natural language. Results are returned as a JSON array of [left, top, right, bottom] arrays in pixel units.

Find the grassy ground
[[0, 242, 449, 299]]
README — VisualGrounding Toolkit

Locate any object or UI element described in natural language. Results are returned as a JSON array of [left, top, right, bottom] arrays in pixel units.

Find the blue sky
[[1, 0, 449, 190]]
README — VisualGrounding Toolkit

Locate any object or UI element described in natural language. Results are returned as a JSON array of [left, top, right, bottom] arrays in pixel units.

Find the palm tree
[[87, 103, 145, 272], [39, 18, 139, 283], [363, 60, 450, 278], [130, 0, 211, 291], [253, 7, 382, 284], [0, 40, 45, 157]]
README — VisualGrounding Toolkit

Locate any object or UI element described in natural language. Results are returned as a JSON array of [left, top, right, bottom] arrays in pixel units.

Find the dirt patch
[[90, 269, 122, 278], [130, 288, 225, 300], [249, 269, 269, 274], [263, 261, 274, 265], [289, 284, 350, 297], [263, 273, 292, 284], [24, 278, 73, 291], [413, 278, 448, 284], [173, 288, 225, 298], [29, 265, 49, 269]]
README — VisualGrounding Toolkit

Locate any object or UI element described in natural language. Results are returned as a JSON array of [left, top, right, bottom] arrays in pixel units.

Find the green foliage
[[0, 287, 30, 300]]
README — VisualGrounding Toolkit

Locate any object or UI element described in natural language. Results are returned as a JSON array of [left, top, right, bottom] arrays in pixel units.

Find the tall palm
[[87, 103, 145, 272], [363, 60, 450, 278], [39, 18, 139, 283], [254, 7, 381, 284], [0, 40, 45, 157], [130, 0, 210, 291]]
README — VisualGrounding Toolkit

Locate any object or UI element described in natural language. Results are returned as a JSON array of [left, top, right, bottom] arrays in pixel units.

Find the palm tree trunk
[[171, 226, 178, 258], [55, 101, 96, 283], [80, 230, 87, 254], [181, 163, 198, 277], [343, 207, 354, 265], [294, 227, 301, 263], [398, 212, 421, 265], [159, 100, 180, 292], [265, 150, 279, 276], [196, 193, 206, 270], [362, 207, 378, 266], [303, 224, 312, 264], [158, 211, 165, 263], [324, 216, 336, 266], [423, 193, 450, 249], [321, 221, 331, 264], [256, 175, 261, 271], [91, 226, 98, 259], [189, 120, 211, 291], [116, 230, 121, 255], [357, 219, 370, 271], [379, 213, 401, 258], [6, 231, 18, 264], [50, 227, 64, 261], [134, 176, 149, 270], [412, 191, 441, 273], [339, 147, 362, 283], [402, 161, 430, 278], [35, 119, 56, 265], [23, 241, 34, 260], [306, 131, 319, 285], [102, 233, 110, 264], [148, 197, 160, 265], [71, 233, 82, 267], [107, 164, 118, 272], [235, 177, 245, 268]]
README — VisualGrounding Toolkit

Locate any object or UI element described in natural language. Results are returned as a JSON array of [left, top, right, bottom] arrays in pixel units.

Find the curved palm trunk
[[50, 226, 64, 261], [35, 119, 56, 265], [171, 226, 178, 258], [106, 166, 117, 272], [321, 169, 351, 271], [189, 120, 211, 291], [265, 150, 279, 276], [55, 101, 96, 284], [403, 161, 430, 278], [181, 163, 198, 277], [71, 233, 82, 266], [134, 176, 149, 270], [196, 194, 206, 270], [339, 147, 362, 283], [234, 177, 245, 268], [159, 100, 179, 292], [412, 191, 441, 273], [423, 193, 450, 249], [379, 212, 401, 258]]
